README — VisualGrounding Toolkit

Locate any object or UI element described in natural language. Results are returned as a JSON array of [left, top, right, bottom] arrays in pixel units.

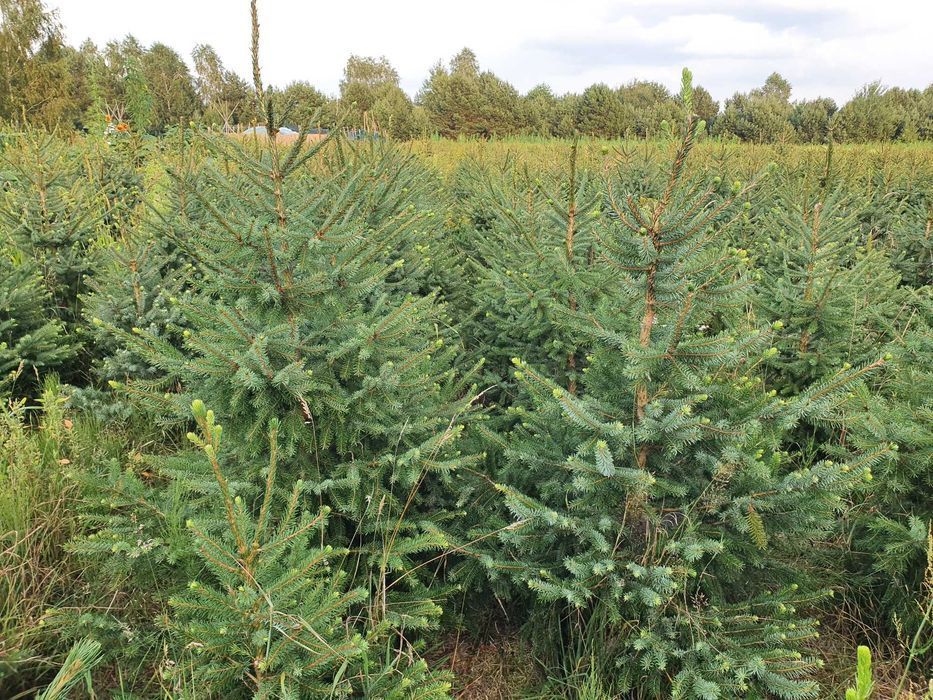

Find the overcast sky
[[50, 0, 933, 104]]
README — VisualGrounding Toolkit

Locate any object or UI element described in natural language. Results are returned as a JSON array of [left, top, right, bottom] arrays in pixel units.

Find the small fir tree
[[748, 174, 930, 644], [483, 70, 891, 698], [0, 130, 103, 381], [0, 246, 71, 380], [96, 117, 480, 656], [0, 131, 101, 330], [452, 140, 602, 398], [843, 292, 932, 640], [75, 128, 201, 418], [169, 401, 369, 697], [754, 185, 907, 392], [66, 401, 453, 697], [885, 191, 932, 288]]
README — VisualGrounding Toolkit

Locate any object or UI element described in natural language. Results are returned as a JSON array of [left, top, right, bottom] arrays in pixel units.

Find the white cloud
[[50, 0, 933, 103]]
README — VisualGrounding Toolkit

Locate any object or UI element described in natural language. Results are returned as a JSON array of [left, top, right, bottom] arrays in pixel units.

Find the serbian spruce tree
[[749, 177, 930, 644], [0, 130, 104, 382], [75, 129, 202, 419], [754, 184, 907, 392], [170, 402, 366, 697], [487, 70, 890, 699], [101, 122, 478, 651], [452, 141, 601, 397], [66, 401, 453, 697], [0, 247, 72, 383], [843, 291, 933, 641]]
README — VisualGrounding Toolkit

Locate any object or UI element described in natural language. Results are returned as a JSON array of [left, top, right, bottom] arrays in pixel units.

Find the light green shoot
[[844, 645, 873, 700]]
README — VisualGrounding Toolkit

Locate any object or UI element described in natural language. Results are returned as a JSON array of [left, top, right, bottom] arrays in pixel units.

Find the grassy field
[[406, 136, 933, 182]]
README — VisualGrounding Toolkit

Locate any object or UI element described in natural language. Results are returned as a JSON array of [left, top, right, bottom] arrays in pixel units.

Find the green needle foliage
[[842, 293, 933, 640], [480, 69, 892, 699], [112, 127, 476, 462], [169, 401, 368, 697], [0, 246, 72, 379], [86, 113, 480, 684], [0, 131, 103, 376], [66, 400, 454, 697], [74, 130, 201, 419], [83, 232, 193, 387], [755, 185, 906, 392], [453, 140, 602, 398], [748, 164, 931, 646], [35, 638, 102, 700]]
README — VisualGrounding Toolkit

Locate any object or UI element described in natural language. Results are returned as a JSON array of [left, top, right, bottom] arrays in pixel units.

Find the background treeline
[[3, 0, 933, 142]]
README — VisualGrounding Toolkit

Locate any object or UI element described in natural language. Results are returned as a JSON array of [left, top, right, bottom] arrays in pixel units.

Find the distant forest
[[2, 0, 932, 142]]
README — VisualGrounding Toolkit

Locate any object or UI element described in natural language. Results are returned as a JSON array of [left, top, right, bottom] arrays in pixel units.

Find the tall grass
[[0, 377, 126, 695], [1, 379, 77, 684]]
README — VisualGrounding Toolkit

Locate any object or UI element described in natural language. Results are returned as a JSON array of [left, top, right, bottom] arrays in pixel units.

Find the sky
[[50, 0, 933, 104]]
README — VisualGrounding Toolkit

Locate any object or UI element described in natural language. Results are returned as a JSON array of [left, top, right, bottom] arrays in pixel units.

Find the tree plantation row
[[0, 70, 931, 699]]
